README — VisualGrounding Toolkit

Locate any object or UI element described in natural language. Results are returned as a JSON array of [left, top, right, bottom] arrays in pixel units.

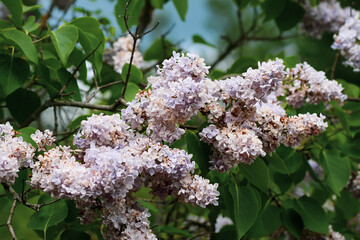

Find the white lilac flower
[[31, 129, 56, 151], [215, 214, 233, 233], [200, 124, 266, 171], [104, 35, 143, 73], [332, 11, 360, 71], [174, 174, 220, 208], [282, 113, 328, 147], [303, 0, 353, 38], [30, 146, 97, 201], [0, 122, 35, 183], [284, 62, 347, 107]]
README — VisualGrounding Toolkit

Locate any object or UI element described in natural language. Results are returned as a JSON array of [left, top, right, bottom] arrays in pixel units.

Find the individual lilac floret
[[0, 122, 35, 183], [200, 124, 266, 171], [302, 0, 353, 38], [284, 62, 347, 108], [31, 129, 56, 151], [332, 11, 360, 71], [282, 113, 328, 147], [103, 35, 143, 73]]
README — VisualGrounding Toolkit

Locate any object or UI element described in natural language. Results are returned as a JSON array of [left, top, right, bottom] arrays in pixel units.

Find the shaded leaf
[[173, 0, 188, 21], [1, 0, 23, 28], [0, 54, 29, 97], [238, 159, 270, 193], [6, 88, 41, 125]]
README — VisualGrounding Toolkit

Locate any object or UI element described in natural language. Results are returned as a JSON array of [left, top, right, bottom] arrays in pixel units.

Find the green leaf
[[208, 69, 226, 79], [275, 1, 304, 31], [227, 57, 257, 74], [192, 34, 215, 47], [143, 38, 175, 61], [71, 17, 105, 76], [0, 54, 30, 97], [150, 0, 164, 8], [1, 0, 23, 28], [23, 4, 42, 13], [320, 149, 350, 195], [50, 24, 79, 66], [27, 200, 68, 231], [282, 207, 303, 239], [173, 0, 188, 21], [238, 159, 270, 193], [247, 205, 282, 238], [283, 55, 298, 68], [138, 200, 160, 214], [186, 131, 210, 176], [115, 0, 145, 33], [228, 183, 260, 239], [121, 63, 143, 84], [18, 126, 37, 148], [23, 16, 40, 34], [261, 0, 286, 21], [331, 101, 351, 136], [293, 196, 329, 234], [124, 83, 140, 102], [6, 88, 41, 125], [2, 29, 38, 64], [268, 152, 289, 174], [335, 191, 360, 220], [60, 230, 90, 240]]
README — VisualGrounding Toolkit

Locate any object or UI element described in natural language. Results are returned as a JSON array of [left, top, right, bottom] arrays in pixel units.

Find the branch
[[331, 51, 341, 79], [347, 97, 360, 102], [7, 199, 17, 240]]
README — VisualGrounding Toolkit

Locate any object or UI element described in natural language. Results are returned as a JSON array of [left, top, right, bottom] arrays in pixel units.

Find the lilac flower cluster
[[302, 0, 353, 38], [29, 113, 219, 239], [332, 11, 360, 71], [104, 35, 143, 73], [0, 122, 34, 183], [122, 52, 210, 142], [196, 59, 332, 171], [283, 62, 347, 108]]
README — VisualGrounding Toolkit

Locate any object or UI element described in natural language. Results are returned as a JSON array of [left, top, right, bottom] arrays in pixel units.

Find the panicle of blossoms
[[0, 122, 35, 183], [156, 51, 210, 85], [215, 214, 233, 233], [74, 113, 134, 148], [283, 62, 347, 108], [30, 146, 97, 201], [332, 11, 360, 71], [103, 198, 157, 240], [103, 35, 143, 73], [302, 0, 353, 38], [254, 99, 286, 153], [282, 113, 328, 147], [200, 124, 266, 171], [241, 58, 285, 104], [174, 174, 220, 208], [31, 129, 56, 151], [123, 52, 211, 143]]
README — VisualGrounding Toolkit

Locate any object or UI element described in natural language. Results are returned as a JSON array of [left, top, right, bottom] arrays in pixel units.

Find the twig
[[53, 106, 58, 135], [57, 41, 102, 98], [54, 128, 79, 144], [7, 199, 17, 240], [347, 97, 360, 102], [331, 51, 341, 79]]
